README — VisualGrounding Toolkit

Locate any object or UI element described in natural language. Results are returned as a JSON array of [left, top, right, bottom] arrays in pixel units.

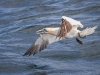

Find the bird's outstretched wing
[[23, 37, 48, 56], [56, 19, 72, 39], [23, 33, 61, 56]]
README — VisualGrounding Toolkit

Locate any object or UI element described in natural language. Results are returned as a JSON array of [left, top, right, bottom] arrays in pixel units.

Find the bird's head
[[36, 28, 54, 34]]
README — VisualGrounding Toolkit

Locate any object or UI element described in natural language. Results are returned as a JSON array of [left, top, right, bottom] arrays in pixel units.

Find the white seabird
[[23, 16, 97, 56]]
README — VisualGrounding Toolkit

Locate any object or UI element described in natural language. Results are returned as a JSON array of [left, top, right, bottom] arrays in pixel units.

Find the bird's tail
[[79, 26, 97, 37]]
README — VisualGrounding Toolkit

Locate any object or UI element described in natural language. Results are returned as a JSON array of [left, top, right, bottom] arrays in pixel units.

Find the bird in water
[[23, 16, 97, 56]]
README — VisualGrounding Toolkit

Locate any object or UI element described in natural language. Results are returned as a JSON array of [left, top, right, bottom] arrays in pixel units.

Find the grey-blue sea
[[0, 0, 100, 75]]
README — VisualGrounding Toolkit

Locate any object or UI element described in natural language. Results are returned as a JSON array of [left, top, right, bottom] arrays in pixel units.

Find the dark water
[[0, 0, 100, 75]]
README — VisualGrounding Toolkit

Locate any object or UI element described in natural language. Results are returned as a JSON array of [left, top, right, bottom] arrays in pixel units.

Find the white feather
[[62, 16, 83, 28], [79, 26, 97, 37], [40, 33, 62, 44]]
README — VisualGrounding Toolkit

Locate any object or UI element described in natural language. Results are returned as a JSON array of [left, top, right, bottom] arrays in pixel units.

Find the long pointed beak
[[36, 29, 43, 34], [36, 29, 48, 34], [36, 29, 42, 33]]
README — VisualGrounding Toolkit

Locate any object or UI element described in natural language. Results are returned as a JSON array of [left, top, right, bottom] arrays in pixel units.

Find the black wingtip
[[23, 52, 29, 56], [23, 53, 28, 56], [23, 44, 38, 56], [23, 52, 35, 56]]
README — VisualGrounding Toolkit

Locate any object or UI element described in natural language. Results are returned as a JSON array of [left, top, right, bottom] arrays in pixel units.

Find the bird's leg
[[76, 38, 83, 44]]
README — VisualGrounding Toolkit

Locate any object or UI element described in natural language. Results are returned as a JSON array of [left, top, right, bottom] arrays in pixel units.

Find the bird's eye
[[43, 29, 47, 32]]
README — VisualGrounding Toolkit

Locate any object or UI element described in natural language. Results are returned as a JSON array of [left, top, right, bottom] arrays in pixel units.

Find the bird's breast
[[65, 30, 79, 38]]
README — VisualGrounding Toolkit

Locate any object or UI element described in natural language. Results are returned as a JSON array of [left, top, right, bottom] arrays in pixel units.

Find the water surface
[[0, 0, 100, 75]]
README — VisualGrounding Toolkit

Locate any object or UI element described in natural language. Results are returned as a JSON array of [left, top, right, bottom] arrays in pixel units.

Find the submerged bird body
[[23, 16, 97, 56]]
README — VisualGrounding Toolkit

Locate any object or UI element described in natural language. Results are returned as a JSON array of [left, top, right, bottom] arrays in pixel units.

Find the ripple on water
[[0, 0, 100, 75]]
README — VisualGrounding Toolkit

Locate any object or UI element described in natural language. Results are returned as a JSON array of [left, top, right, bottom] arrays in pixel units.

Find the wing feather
[[23, 37, 48, 56], [23, 34, 61, 56], [56, 19, 72, 39]]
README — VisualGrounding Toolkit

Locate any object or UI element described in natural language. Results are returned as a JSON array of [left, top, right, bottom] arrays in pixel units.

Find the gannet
[[23, 16, 97, 56]]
